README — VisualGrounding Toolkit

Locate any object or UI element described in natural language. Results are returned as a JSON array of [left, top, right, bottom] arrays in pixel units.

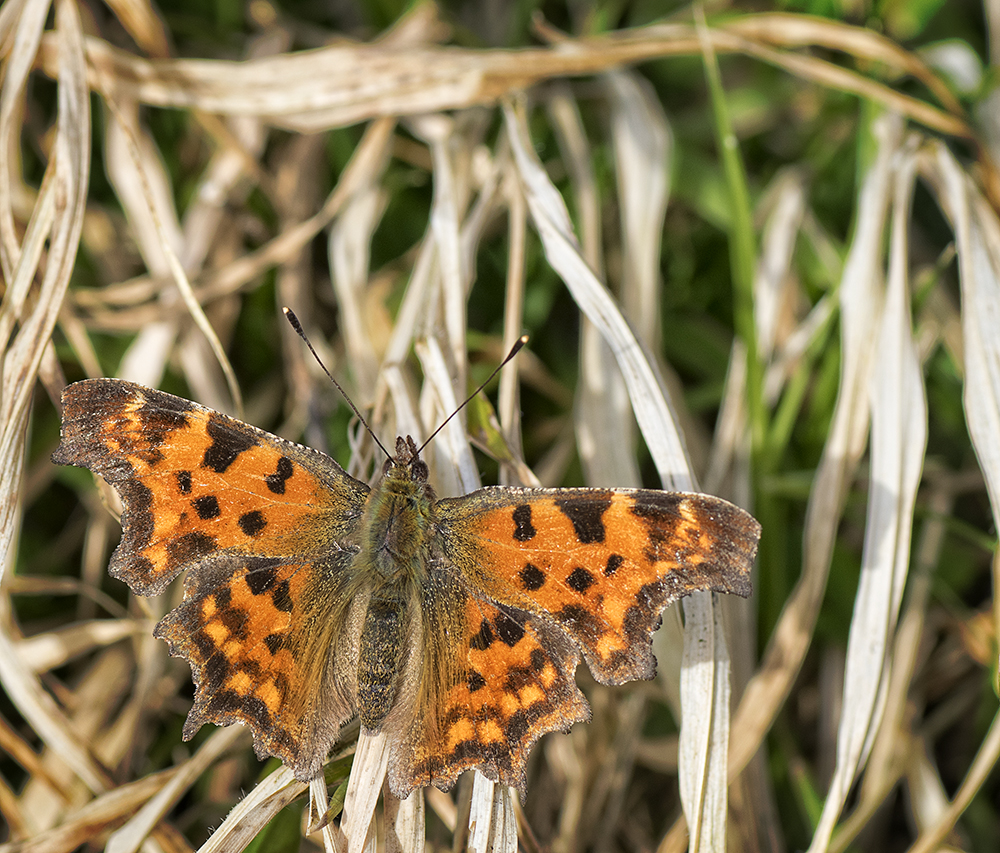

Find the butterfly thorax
[[356, 436, 437, 730], [359, 436, 437, 580]]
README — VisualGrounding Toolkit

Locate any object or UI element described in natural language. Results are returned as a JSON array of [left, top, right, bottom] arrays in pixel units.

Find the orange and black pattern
[[54, 378, 761, 798]]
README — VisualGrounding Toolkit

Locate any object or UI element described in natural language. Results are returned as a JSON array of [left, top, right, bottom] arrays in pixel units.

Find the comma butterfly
[[53, 377, 760, 798]]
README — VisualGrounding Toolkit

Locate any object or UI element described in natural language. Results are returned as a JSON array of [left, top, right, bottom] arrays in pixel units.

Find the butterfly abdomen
[[357, 588, 407, 729]]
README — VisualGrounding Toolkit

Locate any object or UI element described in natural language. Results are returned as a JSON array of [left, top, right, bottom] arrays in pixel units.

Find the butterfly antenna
[[416, 334, 529, 456], [283, 307, 393, 461]]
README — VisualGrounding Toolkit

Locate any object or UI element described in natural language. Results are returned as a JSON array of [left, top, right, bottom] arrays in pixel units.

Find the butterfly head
[[381, 435, 430, 486], [368, 435, 436, 572]]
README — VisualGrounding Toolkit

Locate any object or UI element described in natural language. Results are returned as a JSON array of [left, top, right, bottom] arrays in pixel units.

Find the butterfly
[[53, 377, 761, 798]]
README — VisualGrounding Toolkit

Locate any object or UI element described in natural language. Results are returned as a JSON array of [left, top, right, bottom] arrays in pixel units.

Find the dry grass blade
[[907, 707, 1000, 853], [328, 132, 391, 396], [384, 784, 424, 853], [0, 0, 47, 279], [0, 623, 107, 794], [0, 0, 94, 805], [730, 114, 905, 779], [724, 14, 964, 115], [416, 336, 481, 493], [930, 144, 1000, 528], [503, 100, 693, 489], [548, 84, 640, 491], [104, 727, 247, 853], [0, 0, 89, 569], [605, 70, 671, 349], [808, 139, 927, 852], [547, 85, 641, 492], [408, 116, 467, 362], [15, 619, 140, 673], [196, 766, 307, 853], [755, 170, 808, 367], [496, 161, 529, 482], [102, 97, 243, 413], [468, 774, 516, 853], [678, 597, 732, 852], [32, 16, 968, 139], [0, 769, 177, 853], [342, 717, 389, 851]]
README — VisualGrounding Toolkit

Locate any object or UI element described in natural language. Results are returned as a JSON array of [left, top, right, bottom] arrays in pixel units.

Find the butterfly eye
[[382, 458, 393, 476], [411, 460, 428, 482]]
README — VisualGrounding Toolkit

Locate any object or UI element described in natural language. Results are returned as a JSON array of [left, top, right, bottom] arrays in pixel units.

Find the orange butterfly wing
[[388, 487, 759, 794], [152, 553, 360, 778], [390, 570, 589, 795], [53, 379, 368, 777], [53, 379, 369, 594], [438, 488, 759, 684]]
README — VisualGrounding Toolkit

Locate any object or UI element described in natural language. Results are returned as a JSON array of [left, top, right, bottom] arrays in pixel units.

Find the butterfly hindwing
[[437, 487, 760, 683], [53, 379, 370, 596], [390, 568, 588, 796], [153, 552, 360, 779]]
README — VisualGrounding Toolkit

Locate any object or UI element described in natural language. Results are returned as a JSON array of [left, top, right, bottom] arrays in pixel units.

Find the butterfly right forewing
[[436, 487, 760, 684]]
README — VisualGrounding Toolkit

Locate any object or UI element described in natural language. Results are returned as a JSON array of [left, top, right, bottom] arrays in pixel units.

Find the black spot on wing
[[557, 603, 601, 645], [504, 664, 534, 691], [220, 607, 249, 639], [211, 691, 273, 730], [566, 566, 595, 594], [467, 671, 486, 692], [202, 416, 256, 474], [266, 456, 294, 495], [175, 470, 192, 495], [622, 581, 667, 645], [605, 554, 624, 576], [264, 633, 284, 654], [629, 492, 687, 562], [494, 610, 526, 647], [519, 563, 546, 591], [555, 495, 611, 544], [246, 566, 277, 595], [272, 674, 291, 700], [192, 495, 220, 520], [512, 504, 536, 542], [200, 650, 229, 692], [191, 631, 216, 665], [239, 510, 267, 537], [271, 580, 293, 613], [136, 393, 191, 464], [504, 709, 529, 745], [167, 531, 215, 570]]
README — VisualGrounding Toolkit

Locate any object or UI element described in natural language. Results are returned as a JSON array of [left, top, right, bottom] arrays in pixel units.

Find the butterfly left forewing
[[437, 487, 760, 684], [53, 379, 369, 596]]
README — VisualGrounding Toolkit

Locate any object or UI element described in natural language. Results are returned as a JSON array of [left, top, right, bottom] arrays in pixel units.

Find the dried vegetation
[[1, 1, 998, 852]]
